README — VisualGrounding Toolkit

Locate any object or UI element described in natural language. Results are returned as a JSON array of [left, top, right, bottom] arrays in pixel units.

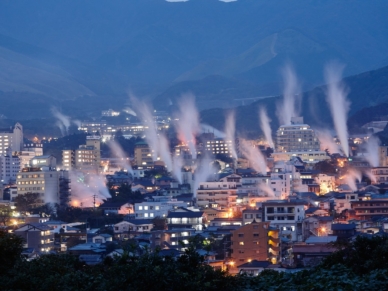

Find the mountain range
[[0, 0, 387, 119]]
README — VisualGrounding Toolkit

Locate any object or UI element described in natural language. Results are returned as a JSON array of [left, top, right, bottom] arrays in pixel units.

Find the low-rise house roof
[[237, 260, 271, 269]]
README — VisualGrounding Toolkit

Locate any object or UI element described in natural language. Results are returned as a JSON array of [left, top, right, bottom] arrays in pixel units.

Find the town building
[[350, 199, 388, 220], [0, 122, 23, 154], [0, 149, 20, 183], [134, 196, 187, 219], [230, 220, 280, 265], [62, 136, 101, 171], [134, 141, 154, 168], [196, 181, 238, 208], [16, 155, 70, 205], [262, 199, 306, 242], [14, 223, 54, 253], [167, 208, 205, 231], [273, 117, 328, 163]]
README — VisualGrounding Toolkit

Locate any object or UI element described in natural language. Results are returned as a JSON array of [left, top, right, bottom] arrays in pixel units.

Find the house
[[135, 196, 187, 219], [242, 209, 262, 225], [292, 244, 336, 267], [237, 260, 271, 276], [68, 243, 106, 255], [305, 236, 337, 244], [99, 201, 134, 215], [167, 208, 205, 231], [114, 219, 154, 240], [305, 207, 329, 217], [79, 254, 103, 265], [302, 216, 334, 240], [209, 217, 243, 227], [202, 208, 229, 222], [14, 223, 54, 253], [331, 223, 357, 241], [92, 234, 113, 244]]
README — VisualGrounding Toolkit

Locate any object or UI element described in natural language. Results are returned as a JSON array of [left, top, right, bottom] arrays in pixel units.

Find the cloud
[[219, 0, 238, 2]]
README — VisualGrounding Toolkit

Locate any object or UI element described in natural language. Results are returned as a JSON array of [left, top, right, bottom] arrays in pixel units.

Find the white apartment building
[[274, 117, 328, 163], [134, 196, 187, 219], [0, 123, 23, 154], [196, 181, 238, 208], [16, 155, 70, 205], [269, 161, 305, 199], [0, 150, 20, 183], [262, 200, 306, 242]]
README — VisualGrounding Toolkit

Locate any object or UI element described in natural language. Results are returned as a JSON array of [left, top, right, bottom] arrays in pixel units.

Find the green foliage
[[14, 192, 41, 212], [0, 230, 24, 274], [108, 183, 143, 202]]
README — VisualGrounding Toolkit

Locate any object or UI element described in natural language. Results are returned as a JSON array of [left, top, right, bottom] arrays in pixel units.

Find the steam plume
[[193, 156, 216, 198], [240, 139, 267, 175], [52, 107, 71, 136], [70, 171, 111, 207], [224, 111, 237, 159], [343, 168, 361, 192], [132, 99, 159, 161], [316, 129, 340, 154], [201, 124, 225, 138], [277, 65, 300, 126], [175, 94, 200, 159], [258, 182, 275, 197], [107, 140, 134, 174], [325, 62, 350, 157], [172, 154, 183, 184], [259, 107, 274, 148], [364, 136, 380, 167]]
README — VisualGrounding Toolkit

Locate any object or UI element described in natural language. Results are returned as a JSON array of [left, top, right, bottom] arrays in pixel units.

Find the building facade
[[231, 221, 280, 265]]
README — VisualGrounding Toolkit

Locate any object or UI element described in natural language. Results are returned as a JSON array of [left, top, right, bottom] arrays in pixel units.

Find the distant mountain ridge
[[200, 65, 388, 136]]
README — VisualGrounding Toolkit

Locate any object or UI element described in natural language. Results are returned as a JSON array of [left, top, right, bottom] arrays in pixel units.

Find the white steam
[[224, 111, 237, 159], [201, 124, 225, 138], [52, 107, 71, 136], [364, 136, 380, 167], [316, 129, 340, 154], [325, 62, 350, 157], [240, 139, 267, 175], [343, 169, 361, 192], [258, 182, 275, 197], [107, 140, 134, 174], [172, 154, 184, 184], [70, 171, 111, 207], [277, 65, 300, 126], [193, 156, 216, 198], [259, 107, 274, 148], [175, 94, 200, 159]]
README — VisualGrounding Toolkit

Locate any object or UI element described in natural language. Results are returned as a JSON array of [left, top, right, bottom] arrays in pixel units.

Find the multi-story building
[[102, 109, 120, 117], [134, 196, 187, 219], [273, 117, 328, 163], [0, 123, 23, 154], [371, 167, 388, 184], [14, 223, 54, 253], [150, 228, 197, 251], [202, 133, 239, 158], [14, 151, 36, 170], [23, 143, 43, 156], [196, 181, 238, 208], [231, 221, 280, 265], [16, 155, 70, 205], [0, 149, 20, 183], [167, 208, 205, 231], [134, 141, 154, 168], [62, 136, 101, 171], [351, 199, 388, 220], [262, 199, 306, 242]]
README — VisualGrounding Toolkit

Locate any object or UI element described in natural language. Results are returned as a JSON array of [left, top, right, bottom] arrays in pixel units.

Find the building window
[[238, 234, 244, 237], [239, 242, 244, 246]]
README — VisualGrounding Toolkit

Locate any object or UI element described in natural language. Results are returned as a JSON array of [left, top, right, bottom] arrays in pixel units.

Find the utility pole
[[93, 194, 96, 210]]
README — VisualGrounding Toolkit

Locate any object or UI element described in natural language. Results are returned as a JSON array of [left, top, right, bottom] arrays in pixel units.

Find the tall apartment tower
[[274, 117, 328, 163], [0, 123, 23, 154]]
